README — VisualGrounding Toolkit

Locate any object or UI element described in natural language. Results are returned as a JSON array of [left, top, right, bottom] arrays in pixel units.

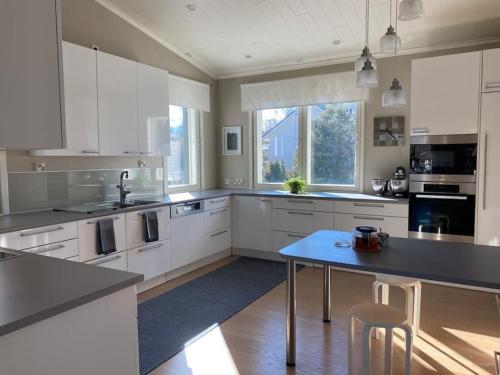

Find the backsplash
[[8, 168, 164, 213]]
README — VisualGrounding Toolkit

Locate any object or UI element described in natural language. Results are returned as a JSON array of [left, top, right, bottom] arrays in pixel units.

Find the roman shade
[[169, 75, 211, 112], [240, 71, 368, 111]]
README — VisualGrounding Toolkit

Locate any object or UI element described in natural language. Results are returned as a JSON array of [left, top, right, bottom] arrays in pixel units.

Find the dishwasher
[[170, 200, 205, 271]]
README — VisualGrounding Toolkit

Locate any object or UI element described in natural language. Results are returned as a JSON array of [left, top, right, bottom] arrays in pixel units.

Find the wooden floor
[[138, 256, 500, 375]]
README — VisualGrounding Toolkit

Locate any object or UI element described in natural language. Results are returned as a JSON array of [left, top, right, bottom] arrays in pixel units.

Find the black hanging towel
[[143, 211, 159, 243], [97, 218, 117, 255]]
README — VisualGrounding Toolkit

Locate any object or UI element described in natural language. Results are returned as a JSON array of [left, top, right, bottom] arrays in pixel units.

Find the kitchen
[[0, 0, 499, 374]]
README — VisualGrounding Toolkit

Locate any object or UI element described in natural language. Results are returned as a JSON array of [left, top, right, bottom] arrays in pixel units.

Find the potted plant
[[284, 177, 306, 194]]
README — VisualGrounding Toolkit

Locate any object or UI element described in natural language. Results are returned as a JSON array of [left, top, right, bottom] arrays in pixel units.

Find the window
[[167, 105, 200, 190], [255, 102, 363, 191]]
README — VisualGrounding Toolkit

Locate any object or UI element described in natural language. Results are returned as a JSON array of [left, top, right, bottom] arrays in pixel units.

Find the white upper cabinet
[[482, 48, 500, 93], [410, 52, 481, 136], [0, 0, 65, 149], [32, 42, 99, 156], [97, 51, 139, 156], [137, 63, 170, 156]]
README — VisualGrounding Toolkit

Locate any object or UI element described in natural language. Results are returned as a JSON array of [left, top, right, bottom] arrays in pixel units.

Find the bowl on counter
[[371, 179, 388, 195]]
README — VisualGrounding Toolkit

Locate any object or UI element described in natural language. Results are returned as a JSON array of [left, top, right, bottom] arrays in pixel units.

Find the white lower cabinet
[[85, 251, 128, 271], [0, 222, 78, 250], [171, 213, 205, 270], [272, 231, 308, 252], [126, 207, 170, 249], [78, 214, 127, 262], [205, 228, 231, 256], [204, 207, 230, 234], [233, 196, 272, 251], [272, 209, 334, 234], [127, 240, 170, 280], [24, 239, 79, 259]]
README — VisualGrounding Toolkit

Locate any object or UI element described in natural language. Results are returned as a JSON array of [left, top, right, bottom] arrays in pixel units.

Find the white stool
[[348, 303, 413, 375], [372, 274, 421, 338]]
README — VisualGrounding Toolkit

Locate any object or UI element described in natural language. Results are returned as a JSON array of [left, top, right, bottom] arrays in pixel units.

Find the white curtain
[[169, 75, 211, 112], [240, 71, 368, 111]]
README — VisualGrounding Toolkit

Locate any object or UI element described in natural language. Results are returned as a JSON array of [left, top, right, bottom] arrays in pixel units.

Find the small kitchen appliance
[[371, 179, 388, 195], [390, 166, 409, 197]]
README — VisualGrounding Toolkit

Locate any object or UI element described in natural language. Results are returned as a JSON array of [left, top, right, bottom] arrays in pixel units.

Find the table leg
[[286, 259, 296, 367], [323, 265, 331, 322]]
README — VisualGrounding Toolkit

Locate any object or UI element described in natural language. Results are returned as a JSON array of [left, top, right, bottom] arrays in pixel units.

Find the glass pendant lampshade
[[355, 47, 377, 72], [380, 26, 401, 54], [382, 78, 407, 108], [398, 0, 423, 21], [356, 60, 379, 88]]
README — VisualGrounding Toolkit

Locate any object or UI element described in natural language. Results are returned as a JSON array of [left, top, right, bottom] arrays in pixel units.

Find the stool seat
[[375, 274, 419, 286], [351, 303, 407, 327]]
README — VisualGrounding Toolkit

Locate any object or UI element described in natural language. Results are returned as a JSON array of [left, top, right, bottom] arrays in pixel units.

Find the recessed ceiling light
[[185, 52, 193, 57], [332, 39, 341, 45], [244, 54, 252, 59], [186, 4, 196, 11]]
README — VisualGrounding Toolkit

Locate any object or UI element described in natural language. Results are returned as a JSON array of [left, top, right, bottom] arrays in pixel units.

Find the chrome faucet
[[117, 171, 131, 204]]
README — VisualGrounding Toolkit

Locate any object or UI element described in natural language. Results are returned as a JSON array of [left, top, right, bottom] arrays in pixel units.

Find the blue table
[[279, 230, 500, 366]]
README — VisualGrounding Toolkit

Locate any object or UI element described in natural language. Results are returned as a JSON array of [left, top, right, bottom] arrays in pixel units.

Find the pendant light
[[380, 0, 401, 54], [398, 0, 423, 21], [356, 0, 378, 88], [382, 1, 407, 108]]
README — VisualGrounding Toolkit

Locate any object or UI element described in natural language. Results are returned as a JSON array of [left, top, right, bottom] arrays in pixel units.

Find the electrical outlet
[[33, 162, 46, 172], [224, 178, 230, 185], [138, 160, 146, 168], [234, 177, 244, 185]]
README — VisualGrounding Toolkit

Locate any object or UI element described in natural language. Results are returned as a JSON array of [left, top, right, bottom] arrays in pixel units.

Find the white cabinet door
[[234, 196, 272, 251], [204, 207, 231, 234], [85, 251, 127, 271], [272, 231, 308, 252], [137, 63, 170, 156], [97, 51, 139, 156], [24, 238, 79, 259], [127, 240, 170, 280], [477, 93, 500, 246], [126, 207, 171, 250], [171, 213, 205, 270], [78, 214, 127, 262], [205, 228, 231, 256], [410, 52, 481, 135], [32, 42, 99, 156], [272, 209, 334, 234], [334, 213, 408, 238], [482, 49, 500, 93]]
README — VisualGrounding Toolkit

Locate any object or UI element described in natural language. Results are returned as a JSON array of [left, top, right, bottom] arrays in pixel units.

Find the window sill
[[166, 184, 201, 195], [254, 182, 361, 193]]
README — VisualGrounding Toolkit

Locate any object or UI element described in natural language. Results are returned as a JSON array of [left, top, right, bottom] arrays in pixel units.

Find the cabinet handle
[[260, 198, 271, 202], [353, 215, 384, 221], [210, 208, 227, 215], [31, 244, 65, 254], [287, 233, 307, 239], [483, 132, 488, 210], [412, 128, 429, 134], [82, 150, 99, 154], [140, 151, 154, 155], [86, 216, 120, 224], [209, 198, 227, 204], [353, 203, 384, 208], [485, 82, 500, 89], [19, 226, 65, 237], [287, 199, 314, 204], [138, 243, 163, 252], [123, 151, 139, 155], [210, 230, 228, 237], [287, 211, 314, 216], [91, 254, 122, 265], [415, 194, 467, 200]]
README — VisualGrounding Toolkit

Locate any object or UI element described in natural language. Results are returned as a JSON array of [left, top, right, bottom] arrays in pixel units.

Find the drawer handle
[[209, 198, 227, 204], [353, 203, 385, 208], [354, 215, 384, 221], [287, 233, 307, 239], [91, 254, 122, 265], [210, 208, 227, 215], [287, 200, 314, 204], [210, 230, 228, 237], [140, 151, 154, 155], [137, 209, 163, 216], [82, 150, 99, 154], [19, 226, 65, 237], [123, 151, 139, 154], [31, 244, 65, 254], [138, 243, 163, 252], [86, 216, 120, 224], [287, 211, 314, 216], [412, 128, 429, 134], [485, 82, 500, 89], [260, 198, 271, 202]]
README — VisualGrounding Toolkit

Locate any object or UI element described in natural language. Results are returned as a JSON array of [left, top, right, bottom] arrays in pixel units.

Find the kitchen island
[[0, 248, 143, 375], [279, 230, 500, 366]]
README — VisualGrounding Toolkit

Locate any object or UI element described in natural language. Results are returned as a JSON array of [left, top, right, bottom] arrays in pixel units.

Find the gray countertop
[[280, 231, 500, 290], [0, 249, 143, 337], [0, 188, 407, 234]]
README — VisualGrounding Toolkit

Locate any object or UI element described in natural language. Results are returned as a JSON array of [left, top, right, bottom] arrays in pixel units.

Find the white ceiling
[[97, 0, 500, 78]]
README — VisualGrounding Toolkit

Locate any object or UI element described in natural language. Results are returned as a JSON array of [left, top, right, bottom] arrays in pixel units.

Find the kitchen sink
[[111, 200, 159, 209], [55, 200, 160, 214]]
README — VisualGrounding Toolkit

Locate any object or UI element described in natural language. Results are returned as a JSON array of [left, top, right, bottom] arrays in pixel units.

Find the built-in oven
[[410, 134, 477, 176], [408, 178, 476, 243]]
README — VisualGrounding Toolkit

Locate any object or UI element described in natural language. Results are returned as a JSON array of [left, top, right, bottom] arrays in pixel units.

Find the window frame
[[165, 107, 201, 194], [253, 102, 364, 192]]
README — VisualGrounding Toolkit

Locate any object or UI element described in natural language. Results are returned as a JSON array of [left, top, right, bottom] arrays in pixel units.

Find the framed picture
[[222, 126, 242, 155], [374, 116, 405, 146]]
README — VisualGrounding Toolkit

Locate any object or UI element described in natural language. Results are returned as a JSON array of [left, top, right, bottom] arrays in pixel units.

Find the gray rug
[[138, 257, 302, 375]]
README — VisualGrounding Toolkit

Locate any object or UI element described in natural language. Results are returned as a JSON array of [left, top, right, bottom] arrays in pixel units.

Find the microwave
[[410, 134, 477, 176]]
